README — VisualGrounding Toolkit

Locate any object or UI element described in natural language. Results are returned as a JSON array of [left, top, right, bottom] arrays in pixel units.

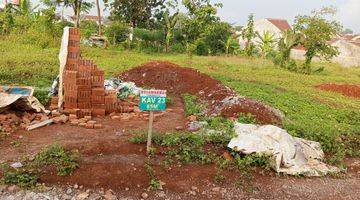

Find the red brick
[[78, 90, 91, 98], [91, 95, 105, 104], [69, 34, 80, 41], [92, 87, 105, 96], [92, 104, 105, 109], [79, 109, 92, 118], [77, 77, 92, 85], [69, 114, 77, 120], [63, 70, 78, 84], [64, 84, 78, 92], [78, 85, 92, 90], [64, 102, 77, 109], [77, 102, 91, 109], [94, 124, 103, 129], [85, 123, 94, 129], [92, 109, 105, 117]]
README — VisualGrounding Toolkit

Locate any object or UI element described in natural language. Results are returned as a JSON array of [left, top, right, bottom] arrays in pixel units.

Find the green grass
[[1, 36, 360, 161]]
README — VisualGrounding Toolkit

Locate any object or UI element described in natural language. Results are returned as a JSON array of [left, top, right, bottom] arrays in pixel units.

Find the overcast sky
[[2, 0, 359, 33]]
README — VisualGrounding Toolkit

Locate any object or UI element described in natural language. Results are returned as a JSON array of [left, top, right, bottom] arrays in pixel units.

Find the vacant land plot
[[1, 38, 360, 199]]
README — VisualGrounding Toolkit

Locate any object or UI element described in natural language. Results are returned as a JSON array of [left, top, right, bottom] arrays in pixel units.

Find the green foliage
[[104, 21, 130, 45], [256, 31, 276, 58], [275, 30, 303, 70], [80, 20, 98, 39], [133, 28, 165, 52], [223, 35, 240, 56], [163, 10, 179, 52], [144, 161, 161, 190], [34, 144, 80, 176], [2, 36, 360, 164], [294, 7, 341, 74], [1, 144, 80, 188], [107, 0, 165, 28], [237, 113, 257, 124], [197, 22, 233, 56], [242, 14, 256, 57], [200, 116, 236, 145], [182, 94, 204, 116], [1, 166, 38, 188], [233, 154, 273, 171]]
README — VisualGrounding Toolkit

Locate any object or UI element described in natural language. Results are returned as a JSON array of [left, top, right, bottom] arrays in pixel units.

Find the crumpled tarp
[[0, 86, 46, 113], [228, 123, 339, 176]]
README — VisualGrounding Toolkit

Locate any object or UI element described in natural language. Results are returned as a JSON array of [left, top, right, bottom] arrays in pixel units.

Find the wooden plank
[[27, 119, 54, 131]]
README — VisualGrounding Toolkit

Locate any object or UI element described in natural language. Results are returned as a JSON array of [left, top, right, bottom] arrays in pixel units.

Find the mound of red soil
[[119, 61, 283, 124], [316, 83, 360, 99]]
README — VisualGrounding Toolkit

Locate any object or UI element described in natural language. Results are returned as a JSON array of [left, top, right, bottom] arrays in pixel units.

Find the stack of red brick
[[62, 28, 143, 117], [63, 28, 106, 117]]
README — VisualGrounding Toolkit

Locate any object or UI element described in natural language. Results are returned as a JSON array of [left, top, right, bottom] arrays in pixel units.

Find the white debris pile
[[228, 123, 339, 176]]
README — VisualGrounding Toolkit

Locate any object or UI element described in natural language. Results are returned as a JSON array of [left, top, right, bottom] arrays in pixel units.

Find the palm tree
[[256, 30, 276, 58]]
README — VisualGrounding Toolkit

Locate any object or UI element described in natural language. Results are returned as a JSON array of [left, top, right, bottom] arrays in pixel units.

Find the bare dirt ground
[[0, 96, 359, 199], [316, 83, 360, 99], [120, 61, 283, 124], [0, 62, 359, 199]]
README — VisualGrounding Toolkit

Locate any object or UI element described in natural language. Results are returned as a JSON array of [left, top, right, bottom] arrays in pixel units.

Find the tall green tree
[[182, 0, 221, 42], [242, 14, 256, 57], [294, 7, 341, 74], [106, 0, 165, 29]]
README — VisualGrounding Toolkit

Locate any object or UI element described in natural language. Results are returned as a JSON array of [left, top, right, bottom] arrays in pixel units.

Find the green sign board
[[139, 90, 167, 111]]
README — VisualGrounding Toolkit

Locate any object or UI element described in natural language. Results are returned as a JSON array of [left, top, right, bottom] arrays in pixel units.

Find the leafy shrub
[[1, 165, 38, 188], [233, 153, 273, 171], [200, 22, 233, 56], [105, 22, 130, 45], [144, 161, 161, 190], [201, 116, 236, 145], [80, 20, 98, 39], [133, 28, 164, 52], [35, 144, 80, 176], [170, 43, 185, 53], [182, 94, 204, 116]]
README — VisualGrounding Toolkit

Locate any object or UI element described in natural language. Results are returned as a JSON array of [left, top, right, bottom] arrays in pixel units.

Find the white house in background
[[239, 18, 292, 48], [291, 36, 360, 67]]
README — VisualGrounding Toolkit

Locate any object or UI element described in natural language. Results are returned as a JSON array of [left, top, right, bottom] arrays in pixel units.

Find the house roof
[[266, 18, 292, 31]]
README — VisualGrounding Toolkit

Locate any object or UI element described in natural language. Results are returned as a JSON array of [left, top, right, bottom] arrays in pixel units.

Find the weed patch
[[1, 144, 80, 188], [35, 144, 80, 176], [182, 94, 205, 116]]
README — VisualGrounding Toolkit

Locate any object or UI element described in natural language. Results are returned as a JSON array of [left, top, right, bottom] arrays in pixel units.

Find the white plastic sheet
[[228, 123, 339, 176]]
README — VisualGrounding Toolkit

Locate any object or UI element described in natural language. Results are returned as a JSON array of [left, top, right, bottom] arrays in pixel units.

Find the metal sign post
[[139, 90, 167, 154]]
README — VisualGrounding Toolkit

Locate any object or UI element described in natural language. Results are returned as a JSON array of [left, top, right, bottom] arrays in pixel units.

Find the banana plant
[[278, 29, 304, 66], [256, 30, 276, 58], [163, 10, 179, 53]]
